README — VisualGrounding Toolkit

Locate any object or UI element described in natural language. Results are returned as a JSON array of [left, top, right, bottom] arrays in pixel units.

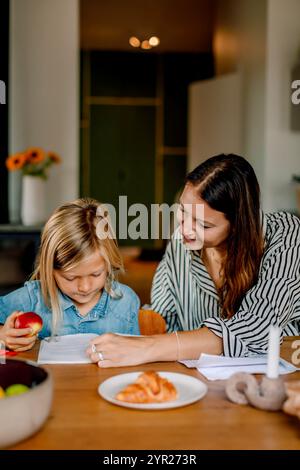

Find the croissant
[[116, 371, 178, 403]]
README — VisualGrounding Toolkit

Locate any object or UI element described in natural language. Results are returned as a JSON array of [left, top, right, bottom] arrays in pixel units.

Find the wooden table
[[9, 337, 300, 450]]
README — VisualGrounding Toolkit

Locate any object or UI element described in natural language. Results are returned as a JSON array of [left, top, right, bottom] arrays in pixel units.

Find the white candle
[[266, 325, 280, 379]]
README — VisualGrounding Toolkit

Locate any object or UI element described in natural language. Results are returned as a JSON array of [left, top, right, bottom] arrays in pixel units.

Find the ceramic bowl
[[0, 359, 53, 448]]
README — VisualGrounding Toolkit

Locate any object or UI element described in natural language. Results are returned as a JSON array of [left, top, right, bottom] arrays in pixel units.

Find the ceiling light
[[129, 36, 141, 48], [141, 40, 152, 50], [149, 36, 160, 47]]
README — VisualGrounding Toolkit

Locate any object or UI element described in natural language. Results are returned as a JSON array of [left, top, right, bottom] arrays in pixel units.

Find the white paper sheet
[[38, 333, 98, 364], [181, 353, 300, 381]]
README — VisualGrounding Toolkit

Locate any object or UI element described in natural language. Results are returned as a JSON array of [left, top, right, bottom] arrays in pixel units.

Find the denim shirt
[[0, 280, 140, 339]]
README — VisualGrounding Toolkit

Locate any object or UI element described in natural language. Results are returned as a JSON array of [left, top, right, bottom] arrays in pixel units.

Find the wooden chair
[[138, 309, 167, 335]]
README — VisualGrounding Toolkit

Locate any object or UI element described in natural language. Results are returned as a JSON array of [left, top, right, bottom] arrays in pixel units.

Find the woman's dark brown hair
[[186, 154, 264, 319]]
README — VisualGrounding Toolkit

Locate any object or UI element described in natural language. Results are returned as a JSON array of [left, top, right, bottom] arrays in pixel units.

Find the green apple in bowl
[[5, 384, 30, 397]]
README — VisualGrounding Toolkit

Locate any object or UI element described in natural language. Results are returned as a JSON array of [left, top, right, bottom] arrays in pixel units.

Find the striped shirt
[[151, 211, 300, 356]]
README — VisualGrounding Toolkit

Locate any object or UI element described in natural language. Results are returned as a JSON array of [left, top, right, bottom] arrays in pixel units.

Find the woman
[[87, 154, 300, 367]]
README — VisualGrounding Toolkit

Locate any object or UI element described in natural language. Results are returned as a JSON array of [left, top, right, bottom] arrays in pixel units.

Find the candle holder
[[282, 380, 300, 419], [226, 372, 286, 411]]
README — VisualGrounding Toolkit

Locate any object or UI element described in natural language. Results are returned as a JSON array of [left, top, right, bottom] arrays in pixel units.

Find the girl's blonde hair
[[31, 198, 124, 334]]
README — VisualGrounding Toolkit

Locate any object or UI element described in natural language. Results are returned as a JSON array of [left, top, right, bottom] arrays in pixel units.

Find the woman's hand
[[86, 333, 157, 368], [86, 328, 223, 368], [0, 311, 38, 352]]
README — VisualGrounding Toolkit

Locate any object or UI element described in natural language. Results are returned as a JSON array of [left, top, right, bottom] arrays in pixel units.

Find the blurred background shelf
[[0, 225, 42, 295]]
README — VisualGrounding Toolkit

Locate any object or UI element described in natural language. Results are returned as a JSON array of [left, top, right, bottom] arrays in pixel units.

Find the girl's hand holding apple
[[0, 311, 41, 352]]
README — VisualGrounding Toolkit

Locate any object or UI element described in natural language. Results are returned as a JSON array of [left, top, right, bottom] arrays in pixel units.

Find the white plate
[[98, 371, 208, 410]]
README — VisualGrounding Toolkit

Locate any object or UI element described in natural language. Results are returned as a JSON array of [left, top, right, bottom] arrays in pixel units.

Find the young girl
[[0, 198, 140, 351]]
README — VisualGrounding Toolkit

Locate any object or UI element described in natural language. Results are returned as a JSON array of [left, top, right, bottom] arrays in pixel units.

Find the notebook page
[[38, 333, 98, 364]]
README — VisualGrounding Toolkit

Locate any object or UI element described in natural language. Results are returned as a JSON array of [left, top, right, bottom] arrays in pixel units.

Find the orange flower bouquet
[[6, 147, 61, 179]]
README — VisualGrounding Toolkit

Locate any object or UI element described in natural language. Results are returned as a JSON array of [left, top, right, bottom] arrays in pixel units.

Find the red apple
[[14, 312, 43, 337]]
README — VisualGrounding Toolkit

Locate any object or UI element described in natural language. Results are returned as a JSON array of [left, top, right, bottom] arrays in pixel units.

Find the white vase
[[21, 175, 46, 226], [8, 170, 22, 224]]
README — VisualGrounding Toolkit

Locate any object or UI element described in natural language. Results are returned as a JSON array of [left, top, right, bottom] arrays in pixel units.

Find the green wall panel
[[163, 154, 187, 206], [89, 105, 156, 246]]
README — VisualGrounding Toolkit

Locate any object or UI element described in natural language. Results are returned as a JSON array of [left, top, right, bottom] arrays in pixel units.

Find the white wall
[[213, 0, 267, 197], [188, 73, 242, 171], [193, 0, 300, 211], [264, 0, 300, 212], [210, 0, 300, 213], [9, 0, 79, 222]]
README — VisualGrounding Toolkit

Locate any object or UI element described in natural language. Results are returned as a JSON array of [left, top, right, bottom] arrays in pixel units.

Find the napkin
[[181, 353, 300, 381]]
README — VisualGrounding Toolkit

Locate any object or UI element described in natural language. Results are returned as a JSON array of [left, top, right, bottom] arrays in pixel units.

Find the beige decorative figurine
[[225, 372, 286, 411], [226, 326, 288, 412], [283, 381, 300, 419]]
